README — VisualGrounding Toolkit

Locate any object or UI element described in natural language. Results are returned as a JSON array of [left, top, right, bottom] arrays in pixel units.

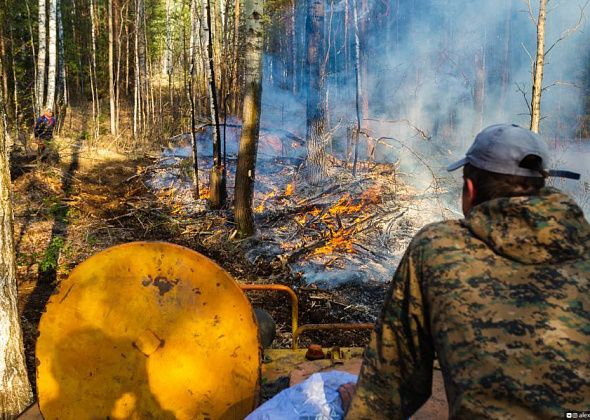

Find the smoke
[[260, 0, 590, 212]]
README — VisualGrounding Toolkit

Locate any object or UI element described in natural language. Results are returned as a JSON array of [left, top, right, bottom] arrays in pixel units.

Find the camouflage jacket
[[346, 188, 590, 419]]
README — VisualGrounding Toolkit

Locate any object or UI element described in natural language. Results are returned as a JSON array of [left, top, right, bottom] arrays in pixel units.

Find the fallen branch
[[285, 238, 328, 263]]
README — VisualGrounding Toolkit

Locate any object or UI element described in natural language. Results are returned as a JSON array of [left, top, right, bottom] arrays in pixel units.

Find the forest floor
[[11, 129, 457, 405]]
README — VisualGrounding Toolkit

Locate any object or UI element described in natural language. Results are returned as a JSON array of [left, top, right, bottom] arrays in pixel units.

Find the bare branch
[[516, 82, 533, 116], [541, 80, 582, 92], [541, 81, 559, 92], [521, 42, 534, 66], [363, 118, 431, 140], [545, 0, 589, 57], [522, 0, 538, 25]]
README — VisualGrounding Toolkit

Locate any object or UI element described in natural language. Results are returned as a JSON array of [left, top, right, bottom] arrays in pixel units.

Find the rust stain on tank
[[141, 275, 179, 296]]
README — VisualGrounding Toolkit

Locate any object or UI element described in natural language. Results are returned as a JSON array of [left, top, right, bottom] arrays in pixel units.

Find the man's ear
[[462, 177, 476, 216]]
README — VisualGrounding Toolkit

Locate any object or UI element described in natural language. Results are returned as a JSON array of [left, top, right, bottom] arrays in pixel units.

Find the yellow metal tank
[[36, 242, 261, 419]]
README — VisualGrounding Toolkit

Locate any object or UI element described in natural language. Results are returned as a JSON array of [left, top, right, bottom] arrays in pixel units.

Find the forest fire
[[255, 190, 278, 213], [288, 186, 385, 260], [199, 186, 210, 199], [285, 183, 294, 196], [312, 230, 355, 256], [294, 187, 381, 229], [5, 0, 590, 413], [146, 131, 445, 285]]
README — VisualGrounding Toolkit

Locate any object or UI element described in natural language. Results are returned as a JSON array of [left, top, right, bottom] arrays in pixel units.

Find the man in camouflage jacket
[[344, 124, 589, 419]]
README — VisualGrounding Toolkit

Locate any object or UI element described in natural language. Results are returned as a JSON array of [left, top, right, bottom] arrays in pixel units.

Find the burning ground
[[147, 125, 459, 287]]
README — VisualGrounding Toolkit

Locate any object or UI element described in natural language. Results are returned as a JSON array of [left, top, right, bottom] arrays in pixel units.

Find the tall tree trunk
[[57, 0, 66, 108], [230, 0, 241, 114], [304, 0, 327, 186], [359, 0, 372, 161], [0, 38, 9, 119], [290, 0, 296, 93], [89, 0, 100, 139], [142, 7, 153, 132], [125, 6, 130, 96], [164, 0, 173, 76], [530, 0, 547, 133], [0, 89, 33, 418], [25, 0, 38, 120], [189, 0, 199, 198], [109, 0, 117, 135], [165, 0, 174, 113], [234, 0, 264, 237], [203, 0, 226, 209], [133, 0, 144, 139], [37, 0, 47, 113], [45, 0, 57, 110], [9, 29, 20, 136], [116, 1, 126, 138], [71, 0, 84, 98], [351, 0, 361, 175]]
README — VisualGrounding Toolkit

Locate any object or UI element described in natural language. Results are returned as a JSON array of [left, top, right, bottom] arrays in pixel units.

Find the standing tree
[[0, 84, 33, 417], [530, 0, 547, 133], [202, 0, 226, 209], [234, 0, 264, 237], [45, 0, 57, 111], [108, 0, 117, 136], [133, 0, 148, 139], [89, 0, 100, 139], [526, 0, 587, 133], [304, 0, 327, 185], [188, 0, 199, 198], [57, 0, 67, 111], [36, 0, 47, 113], [351, 0, 361, 175]]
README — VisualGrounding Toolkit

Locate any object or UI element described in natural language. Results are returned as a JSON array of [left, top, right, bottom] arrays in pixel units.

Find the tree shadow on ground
[[10, 152, 37, 181], [22, 133, 83, 390], [19, 143, 186, 392]]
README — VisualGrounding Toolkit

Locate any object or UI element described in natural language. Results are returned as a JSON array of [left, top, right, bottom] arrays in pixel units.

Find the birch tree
[[45, 0, 57, 110], [526, 0, 587, 133], [36, 0, 47, 113], [530, 0, 547, 133], [0, 88, 33, 418], [235, 0, 264, 237]]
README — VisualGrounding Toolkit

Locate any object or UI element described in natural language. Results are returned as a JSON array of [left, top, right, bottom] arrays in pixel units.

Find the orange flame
[[360, 186, 381, 204], [285, 183, 294, 197], [255, 190, 278, 213], [313, 231, 355, 256], [297, 186, 383, 258]]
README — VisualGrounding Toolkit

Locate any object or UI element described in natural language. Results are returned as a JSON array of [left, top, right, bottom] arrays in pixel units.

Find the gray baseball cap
[[447, 124, 580, 179]]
